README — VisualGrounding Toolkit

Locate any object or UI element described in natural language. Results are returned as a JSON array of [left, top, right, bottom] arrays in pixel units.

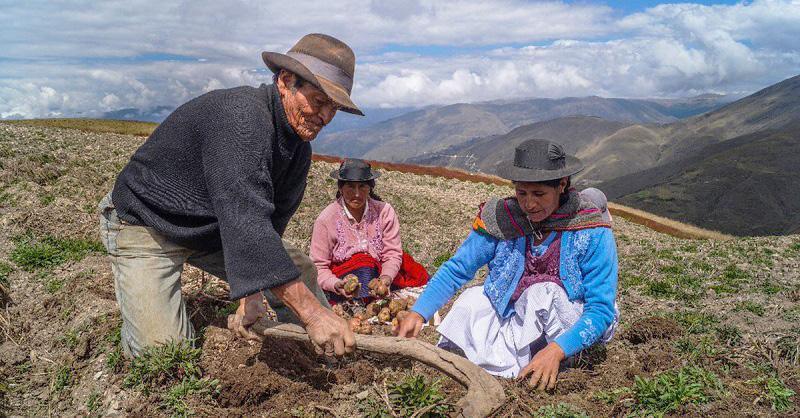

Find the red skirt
[[331, 251, 430, 289]]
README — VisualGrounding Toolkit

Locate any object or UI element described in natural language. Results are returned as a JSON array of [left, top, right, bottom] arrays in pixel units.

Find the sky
[[1, 0, 799, 119]]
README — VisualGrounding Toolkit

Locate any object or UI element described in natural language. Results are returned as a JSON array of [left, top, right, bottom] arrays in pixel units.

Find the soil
[[2, 122, 800, 417]]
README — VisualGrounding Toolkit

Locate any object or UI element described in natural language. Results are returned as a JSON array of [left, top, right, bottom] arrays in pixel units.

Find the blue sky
[[1, 0, 799, 118]]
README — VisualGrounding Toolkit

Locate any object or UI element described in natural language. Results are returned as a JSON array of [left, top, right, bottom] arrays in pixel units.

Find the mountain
[[313, 95, 729, 162], [601, 122, 800, 236], [314, 103, 509, 161], [577, 75, 800, 183], [101, 106, 174, 123], [100, 104, 413, 133], [410, 116, 631, 174], [321, 106, 416, 134]]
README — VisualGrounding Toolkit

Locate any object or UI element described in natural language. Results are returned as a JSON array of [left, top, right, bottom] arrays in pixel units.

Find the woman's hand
[[378, 274, 393, 288], [333, 279, 355, 298], [393, 311, 425, 338], [518, 342, 566, 391]]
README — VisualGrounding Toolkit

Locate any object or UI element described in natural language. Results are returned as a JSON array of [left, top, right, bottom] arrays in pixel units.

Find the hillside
[[314, 95, 728, 163], [1, 121, 799, 417], [411, 116, 631, 174], [601, 122, 800, 236]]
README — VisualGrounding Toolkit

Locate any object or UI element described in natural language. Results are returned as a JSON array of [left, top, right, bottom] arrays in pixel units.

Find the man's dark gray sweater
[[112, 83, 311, 300]]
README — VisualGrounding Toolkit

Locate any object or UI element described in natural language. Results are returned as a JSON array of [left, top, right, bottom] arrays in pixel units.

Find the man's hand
[[393, 311, 425, 338], [227, 293, 268, 341], [304, 304, 356, 356], [518, 342, 566, 391], [272, 279, 356, 356]]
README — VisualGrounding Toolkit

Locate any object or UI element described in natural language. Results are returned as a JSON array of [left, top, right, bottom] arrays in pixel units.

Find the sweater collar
[[265, 83, 302, 144]]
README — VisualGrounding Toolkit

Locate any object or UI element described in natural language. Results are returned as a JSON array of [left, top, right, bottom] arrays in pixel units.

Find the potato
[[348, 317, 362, 331], [332, 304, 347, 318], [356, 323, 373, 335], [343, 274, 361, 295], [367, 278, 381, 290], [365, 302, 381, 318], [378, 307, 391, 322], [373, 283, 389, 298], [388, 299, 404, 316]]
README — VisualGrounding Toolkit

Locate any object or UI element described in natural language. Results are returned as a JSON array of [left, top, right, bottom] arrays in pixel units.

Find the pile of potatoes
[[332, 276, 416, 335]]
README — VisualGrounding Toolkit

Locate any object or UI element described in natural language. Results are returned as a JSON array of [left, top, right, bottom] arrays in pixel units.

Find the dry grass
[[608, 202, 733, 241], [5, 118, 157, 137]]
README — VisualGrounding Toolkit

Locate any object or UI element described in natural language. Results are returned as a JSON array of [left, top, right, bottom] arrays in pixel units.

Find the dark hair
[[514, 177, 571, 205], [336, 180, 382, 201]]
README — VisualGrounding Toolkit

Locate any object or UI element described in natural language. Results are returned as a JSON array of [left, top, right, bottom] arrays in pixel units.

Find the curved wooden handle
[[251, 319, 505, 418]]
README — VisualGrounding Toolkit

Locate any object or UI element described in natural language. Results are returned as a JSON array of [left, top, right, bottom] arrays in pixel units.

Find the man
[[98, 33, 360, 358]]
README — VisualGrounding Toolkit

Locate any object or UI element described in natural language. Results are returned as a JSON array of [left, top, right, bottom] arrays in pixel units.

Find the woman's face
[[514, 178, 568, 222], [340, 181, 370, 211]]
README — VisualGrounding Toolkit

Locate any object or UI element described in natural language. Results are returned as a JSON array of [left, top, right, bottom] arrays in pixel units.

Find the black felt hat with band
[[497, 139, 584, 182], [262, 33, 364, 116], [329, 158, 381, 181]]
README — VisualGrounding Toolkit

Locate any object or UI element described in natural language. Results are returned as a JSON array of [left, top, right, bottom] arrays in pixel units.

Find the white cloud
[[0, 0, 799, 117]]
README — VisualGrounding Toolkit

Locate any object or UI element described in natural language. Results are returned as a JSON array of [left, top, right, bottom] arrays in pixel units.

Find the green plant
[[432, 253, 453, 270], [10, 234, 104, 271], [106, 325, 124, 372], [86, 390, 101, 412], [366, 375, 453, 418], [534, 402, 590, 418], [214, 302, 239, 318], [124, 341, 201, 395], [735, 301, 765, 316], [714, 324, 742, 346], [61, 329, 80, 350], [162, 377, 220, 417], [667, 310, 718, 334], [760, 279, 784, 295], [51, 365, 72, 393], [0, 261, 13, 288], [748, 375, 795, 411], [630, 366, 723, 416], [713, 264, 751, 293], [46, 277, 65, 293], [675, 336, 721, 360], [593, 387, 632, 405]]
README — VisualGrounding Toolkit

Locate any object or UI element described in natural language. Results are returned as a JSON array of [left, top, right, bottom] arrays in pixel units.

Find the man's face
[[514, 178, 567, 223], [276, 71, 338, 141]]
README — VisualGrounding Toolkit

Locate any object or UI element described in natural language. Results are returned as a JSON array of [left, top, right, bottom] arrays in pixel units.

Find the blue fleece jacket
[[412, 227, 618, 358]]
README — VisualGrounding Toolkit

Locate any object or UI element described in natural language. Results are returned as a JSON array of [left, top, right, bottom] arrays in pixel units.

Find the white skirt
[[436, 282, 618, 378]]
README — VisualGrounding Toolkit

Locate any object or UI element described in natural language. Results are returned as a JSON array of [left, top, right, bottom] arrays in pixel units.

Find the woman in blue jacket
[[395, 139, 618, 391]]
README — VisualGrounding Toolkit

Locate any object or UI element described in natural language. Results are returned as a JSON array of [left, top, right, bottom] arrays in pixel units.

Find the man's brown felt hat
[[262, 33, 364, 116]]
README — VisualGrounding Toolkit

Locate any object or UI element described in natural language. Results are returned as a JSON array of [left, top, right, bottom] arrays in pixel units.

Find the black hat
[[497, 139, 584, 182], [329, 158, 381, 181], [262, 33, 363, 116]]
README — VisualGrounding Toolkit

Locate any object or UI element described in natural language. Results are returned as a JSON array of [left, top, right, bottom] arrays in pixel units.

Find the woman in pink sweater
[[310, 159, 406, 303]]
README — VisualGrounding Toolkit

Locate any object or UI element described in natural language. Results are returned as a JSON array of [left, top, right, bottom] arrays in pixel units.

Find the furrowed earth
[[1, 120, 799, 417]]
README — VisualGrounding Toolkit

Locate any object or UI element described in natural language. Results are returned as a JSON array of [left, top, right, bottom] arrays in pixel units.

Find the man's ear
[[276, 70, 297, 91]]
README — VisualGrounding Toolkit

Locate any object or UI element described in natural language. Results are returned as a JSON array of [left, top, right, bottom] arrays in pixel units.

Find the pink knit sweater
[[310, 198, 403, 292]]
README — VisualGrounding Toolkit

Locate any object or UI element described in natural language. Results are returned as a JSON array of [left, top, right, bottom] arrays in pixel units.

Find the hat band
[[513, 149, 566, 171], [286, 52, 353, 93]]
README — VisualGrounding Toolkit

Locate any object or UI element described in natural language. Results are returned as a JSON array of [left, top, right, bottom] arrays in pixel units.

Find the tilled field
[[1, 121, 799, 417]]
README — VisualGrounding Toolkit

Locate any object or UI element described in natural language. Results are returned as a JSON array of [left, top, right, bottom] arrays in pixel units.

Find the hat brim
[[329, 169, 381, 181], [497, 156, 584, 182], [262, 51, 364, 116]]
